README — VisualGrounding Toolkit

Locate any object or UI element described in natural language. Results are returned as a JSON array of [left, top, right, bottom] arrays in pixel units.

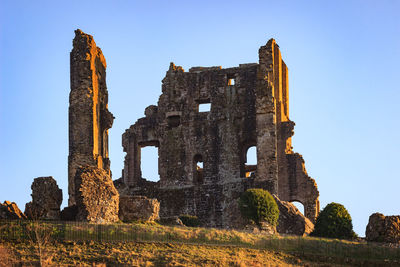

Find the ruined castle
[[68, 29, 319, 227]]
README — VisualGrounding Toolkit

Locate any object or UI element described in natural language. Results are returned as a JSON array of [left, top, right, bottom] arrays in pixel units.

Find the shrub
[[311, 202, 357, 239], [179, 215, 200, 227], [238, 188, 279, 226]]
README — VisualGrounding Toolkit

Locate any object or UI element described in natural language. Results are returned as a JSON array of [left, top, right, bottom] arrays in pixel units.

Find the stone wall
[[75, 166, 119, 223], [24, 177, 62, 220], [68, 29, 114, 206], [120, 39, 319, 227]]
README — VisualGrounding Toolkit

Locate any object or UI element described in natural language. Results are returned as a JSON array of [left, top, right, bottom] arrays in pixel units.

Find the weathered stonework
[[119, 195, 160, 222], [75, 166, 119, 223], [0, 201, 27, 220], [119, 39, 319, 227], [68, 29, 114, 206], [24, 177, 62, 220], [366, 213, 400, 243], [273, 195, 314, 236]]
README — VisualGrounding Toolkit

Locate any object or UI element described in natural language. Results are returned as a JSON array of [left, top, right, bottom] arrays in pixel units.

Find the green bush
[[238, 188, 279, 226], [311, 202, 357, 239], [179, 215, 200, 227]]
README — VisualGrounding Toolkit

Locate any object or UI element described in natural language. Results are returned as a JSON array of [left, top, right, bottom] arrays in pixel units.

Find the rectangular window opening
[[227, 74, 236, 86], [140, 145, 160, 182], [198, 103, 211, 112]]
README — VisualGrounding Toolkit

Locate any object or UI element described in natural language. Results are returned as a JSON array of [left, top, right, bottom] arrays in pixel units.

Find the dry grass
[[0, 244, 18, 267], [26, 221, 56, 266], [6, 240, 311, 266], [2, 221, 400, 266]]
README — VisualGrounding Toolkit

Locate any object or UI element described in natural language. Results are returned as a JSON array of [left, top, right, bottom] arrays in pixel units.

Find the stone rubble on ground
[[273, 195, 314, 236], [119, 195, 160, 222]]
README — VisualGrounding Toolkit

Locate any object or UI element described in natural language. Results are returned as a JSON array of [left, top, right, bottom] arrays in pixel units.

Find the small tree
[[311, 202, 357, 239], [238, 188, 279, 226]]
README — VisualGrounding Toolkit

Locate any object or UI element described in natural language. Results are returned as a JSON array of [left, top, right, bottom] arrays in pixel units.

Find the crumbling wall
[[68, 29, 114, 206], [120, 39, 319, 227], [25, 177, 62, 220], [74, 166, 119, 223]]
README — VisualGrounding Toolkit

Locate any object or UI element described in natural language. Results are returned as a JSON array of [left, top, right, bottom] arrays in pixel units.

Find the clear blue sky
[[1, 0, 399, 236]]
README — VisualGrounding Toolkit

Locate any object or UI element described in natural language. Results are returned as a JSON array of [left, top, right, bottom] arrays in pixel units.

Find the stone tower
[[68, 29, 114, 206]]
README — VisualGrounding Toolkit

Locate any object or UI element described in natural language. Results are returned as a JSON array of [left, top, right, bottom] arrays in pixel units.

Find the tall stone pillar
[[68, 29, 114, 206], [255, 39, 279, 194]]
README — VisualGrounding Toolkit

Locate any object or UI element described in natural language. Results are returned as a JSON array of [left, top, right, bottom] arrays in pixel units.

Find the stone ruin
[[64, 30, 319, 230], [64, 30, 120, 223], [118, 39, 319, 228], [0, 201, 26, 220], [68, 29, 114, 207], [25, 176, 63, 220], [74, 166, 119, 223], [366, 213, 400, 244], [273, 195, 314, 236], [119, 196, 160, 222]]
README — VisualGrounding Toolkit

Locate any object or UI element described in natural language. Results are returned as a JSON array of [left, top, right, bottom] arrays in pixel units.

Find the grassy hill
[[1, 221, 399, 266]]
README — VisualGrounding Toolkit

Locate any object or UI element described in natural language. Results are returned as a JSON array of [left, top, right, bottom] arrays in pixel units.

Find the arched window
[[291, 201, 304, 215], [244, 146, 257, 178], [194, 154, 204, 184]]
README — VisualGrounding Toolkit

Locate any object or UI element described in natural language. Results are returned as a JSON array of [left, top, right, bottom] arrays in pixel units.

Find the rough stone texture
[[0, 201, 27, 220], [60, 205, 78, 221], [24, 177, 62, 220], [75, 166, 119, 223], [119, 195, 160, 222], [68, 29, 114, 206], [244, 221, 277, 235], [366, 213, 400, 243], [273, 195, 314, 236], [119, 39, 319, 228]]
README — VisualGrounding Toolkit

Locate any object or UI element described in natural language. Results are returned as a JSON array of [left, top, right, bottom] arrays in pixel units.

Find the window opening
[[245, 146, 257, 177], [197, 162, 203, 169], [198, 103, 211, 112], [291, 201, 304, 215], [167, 115, 181, 127], [227, 74, 236, 86], [194, 154, 204, 184], [140, 146, 160, 182]]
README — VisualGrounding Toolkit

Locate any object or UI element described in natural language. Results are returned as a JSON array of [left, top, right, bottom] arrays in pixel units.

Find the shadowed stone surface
[[0, 201, 27, 219], [119, 39, 319, 228], [24, 177, 62, 220], [75, 166, 119, 223], [119, 195, 160, 222], [60, 205, 78, 221], [68, 29, 114, 206], [366, 213, 400, 243], [273, 195, 314, 236]]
